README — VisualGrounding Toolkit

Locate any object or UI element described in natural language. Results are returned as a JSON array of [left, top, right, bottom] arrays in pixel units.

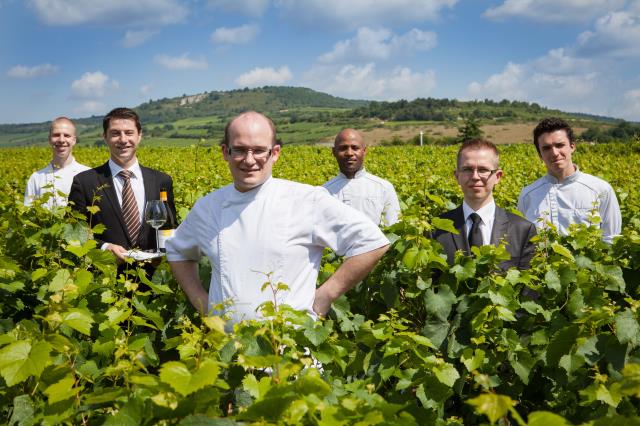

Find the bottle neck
[[160, 191, 168, 202]]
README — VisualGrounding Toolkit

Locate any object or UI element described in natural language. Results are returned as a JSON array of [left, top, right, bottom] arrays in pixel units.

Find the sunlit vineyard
[[1, 142, 640, 425]]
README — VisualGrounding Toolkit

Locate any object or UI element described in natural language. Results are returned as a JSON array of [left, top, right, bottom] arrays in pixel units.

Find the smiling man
[[24, 117, 89, 208], [166, 112, 389, 325], [518, 118, 621, 243], [324, 129, 400, 226], [68, 107, 176, 260], [433, 139, 536, 270]]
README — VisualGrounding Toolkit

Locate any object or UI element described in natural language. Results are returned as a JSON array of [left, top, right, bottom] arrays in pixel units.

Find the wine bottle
[[158, 189, 176, 252]]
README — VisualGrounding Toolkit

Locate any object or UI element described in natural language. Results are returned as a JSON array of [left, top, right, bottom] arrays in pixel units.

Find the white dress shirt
[[323, 168, 401, 226], [462, 200, 496, 246], [166, 177, 389, 326], [108, 159, 145, 225], [24, 158, 90, 208], [517, 167, 621, 243]]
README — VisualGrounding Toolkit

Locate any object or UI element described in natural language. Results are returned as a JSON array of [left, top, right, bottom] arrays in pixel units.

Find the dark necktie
[[118, 170, 141, 245], [468, 212, 483, 249]]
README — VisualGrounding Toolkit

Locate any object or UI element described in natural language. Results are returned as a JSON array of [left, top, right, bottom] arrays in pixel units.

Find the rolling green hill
[[0, 86, 634, 148]]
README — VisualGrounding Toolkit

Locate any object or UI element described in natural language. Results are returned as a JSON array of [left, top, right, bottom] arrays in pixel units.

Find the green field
[[1, 142, 640, 424]]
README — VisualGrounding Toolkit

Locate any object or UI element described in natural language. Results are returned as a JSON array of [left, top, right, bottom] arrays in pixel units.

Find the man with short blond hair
[[324, 128, 400, 226], [518, 117, 621, 243], [433, 139, 536, 270], [167, 112, 389, 325], [24, 117, 89, 208]]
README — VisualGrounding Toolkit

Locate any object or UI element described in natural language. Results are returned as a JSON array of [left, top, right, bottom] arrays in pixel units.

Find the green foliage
[[0, 142, 639, 424], [457, 116, 484, 142]]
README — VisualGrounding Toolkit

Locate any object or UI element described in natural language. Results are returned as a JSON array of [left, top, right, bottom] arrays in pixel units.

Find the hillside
[[0, 86, 634, 147]]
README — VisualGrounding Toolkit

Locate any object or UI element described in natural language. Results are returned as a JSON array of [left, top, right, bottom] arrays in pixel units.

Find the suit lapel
[[490, 207, 509, 245], [449, 206, 470, 254], [96, 163, 128, 234]]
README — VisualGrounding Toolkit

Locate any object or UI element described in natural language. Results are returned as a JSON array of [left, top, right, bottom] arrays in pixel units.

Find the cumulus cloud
[[301, 63, 436, 100], [7, 63, 58, 78], [577, 9, 640, 58], [207, 0, 268, 17], [275, 0, 457, 29], [467, 52, 598, 113], [211, 24, 259, 45], [483, 0, 625, 23], [71, 71, 119, 99], [319, 27, 436, 63], [28, 0, 187, 27], [235, 66, 292, 87], [121, 29, 157, 48], [619, 88, 640, 120], [140, 84, 153, 96], [154, 53, 208, 70], [75, 100, 107, 116]]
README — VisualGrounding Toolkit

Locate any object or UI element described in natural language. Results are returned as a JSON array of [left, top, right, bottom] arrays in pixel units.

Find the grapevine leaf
[[527, 411, 571, 426], [466, 393, 515, 423], [62, 307, 94, 336], [615, 309, 640, 346], [159, 359, 219, 396]]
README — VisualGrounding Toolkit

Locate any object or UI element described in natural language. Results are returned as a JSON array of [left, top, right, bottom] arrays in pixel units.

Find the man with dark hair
[[167, 111, 389, 325], [433, 139, 536, 270], [68, 107, 176, 260], [518, 117, 621, 243], [25, 117, 89, 208], [324, 128, 400, 226]]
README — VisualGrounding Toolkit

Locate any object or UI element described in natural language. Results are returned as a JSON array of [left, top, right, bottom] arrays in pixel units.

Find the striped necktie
[[118, 170, 141, 245]]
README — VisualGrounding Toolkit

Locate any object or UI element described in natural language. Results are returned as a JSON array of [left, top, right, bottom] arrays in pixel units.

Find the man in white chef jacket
[[323, 129, 400, 226], [167, 112, 390, 325], [24, 117, 89, 208], [518, 117, 621, 243]]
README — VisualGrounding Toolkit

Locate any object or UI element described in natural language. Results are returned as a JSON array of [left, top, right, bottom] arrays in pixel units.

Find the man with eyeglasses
[[166, 111, 389, 326], [324, 129, 400, 226], [518, 117, 621, 243], [432, 139, 536, 269]]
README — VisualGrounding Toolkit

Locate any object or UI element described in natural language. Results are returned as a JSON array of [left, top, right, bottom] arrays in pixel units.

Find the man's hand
[[105, 243, 128, 263], [313, 244, 389, 317]]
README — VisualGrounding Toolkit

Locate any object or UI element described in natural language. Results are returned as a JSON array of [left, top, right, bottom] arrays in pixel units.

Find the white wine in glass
[[144, 200, 167, 253]]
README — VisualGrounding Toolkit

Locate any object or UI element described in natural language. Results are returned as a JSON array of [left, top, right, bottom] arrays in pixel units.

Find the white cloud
[[619, 88, 640, 120], [467, 54, 598, 112], [71, 71, 119, 98], [74, 100, 107, 116], [275, 0, 458, 29], [211, 24, 259, 45], [121, 29, 157, 48], [301, 63, 436, 100], [533, 48, 591, 74], [7, 63, 58, 78], [207, 0, 268, 17], [28, 0, 187, 26], [577, 9, 640, 58], [154, 53, 209, 70], [319, 27, 436, 63], [235, 66, 292, 87], [140, 84, 153, 96], [483, 0, 625, 23]]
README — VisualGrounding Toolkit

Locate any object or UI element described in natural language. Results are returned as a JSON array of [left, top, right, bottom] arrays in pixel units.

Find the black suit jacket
[[68, 162, 176, 251], [432, 205, 537, 270]]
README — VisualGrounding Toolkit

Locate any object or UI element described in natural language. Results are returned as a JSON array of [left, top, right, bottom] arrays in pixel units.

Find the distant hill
[[0, 86, 632, 147]]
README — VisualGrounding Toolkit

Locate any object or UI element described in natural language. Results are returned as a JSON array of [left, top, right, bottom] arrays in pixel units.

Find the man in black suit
[[433, 139, 536, 270], [69, 107, 176, 262]]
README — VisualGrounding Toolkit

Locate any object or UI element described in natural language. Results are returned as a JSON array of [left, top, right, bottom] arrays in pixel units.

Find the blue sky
[[1, 0, 639, 124]]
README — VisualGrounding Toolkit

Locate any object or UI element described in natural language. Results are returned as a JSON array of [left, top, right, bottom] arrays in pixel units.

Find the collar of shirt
[[462, 200, 496, 245], [108, 159, 142, 179], [339, 167, 367, 180], [544, 165, 581, 185], [225, 175, 274, 207], [49, 157, 78, 172]]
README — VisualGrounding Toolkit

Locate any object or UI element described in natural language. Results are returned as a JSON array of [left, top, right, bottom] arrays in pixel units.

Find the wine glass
[[144, 200, 167, 253]]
